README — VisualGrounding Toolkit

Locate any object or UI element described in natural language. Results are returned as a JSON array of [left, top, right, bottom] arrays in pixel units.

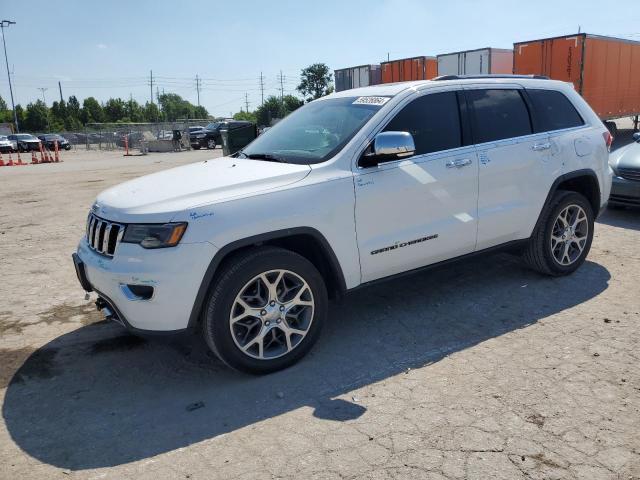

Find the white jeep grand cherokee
[[73, 76, 612, 374]]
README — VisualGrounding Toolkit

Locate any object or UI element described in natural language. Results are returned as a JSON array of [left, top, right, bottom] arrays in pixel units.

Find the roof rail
[[433, 74, 550, 81]]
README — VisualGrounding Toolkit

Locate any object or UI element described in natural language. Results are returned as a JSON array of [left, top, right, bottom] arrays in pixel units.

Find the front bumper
[[74, 238, 217, 332], [609, 175, 640, 207]]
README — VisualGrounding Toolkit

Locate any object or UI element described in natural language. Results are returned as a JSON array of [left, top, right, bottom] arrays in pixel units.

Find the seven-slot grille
[[618, 167, 640, 182], [86, 213, 124, 257]]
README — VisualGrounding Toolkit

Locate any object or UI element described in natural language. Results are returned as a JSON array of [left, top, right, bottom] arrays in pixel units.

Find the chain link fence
[[36, 119, 213, 152]]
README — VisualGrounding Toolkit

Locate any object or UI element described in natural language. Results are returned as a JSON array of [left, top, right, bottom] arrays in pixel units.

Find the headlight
[[122, 223, 187, 249]]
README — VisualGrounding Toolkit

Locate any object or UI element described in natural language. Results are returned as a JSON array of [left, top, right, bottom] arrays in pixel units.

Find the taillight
[[603, 131, 613, 151]]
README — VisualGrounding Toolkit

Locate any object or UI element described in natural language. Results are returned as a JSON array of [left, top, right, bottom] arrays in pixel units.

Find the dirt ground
[[0, 136, 639, 480]]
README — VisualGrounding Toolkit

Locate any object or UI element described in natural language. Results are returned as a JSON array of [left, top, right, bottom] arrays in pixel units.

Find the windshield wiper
[[243, 153, 287, 163]]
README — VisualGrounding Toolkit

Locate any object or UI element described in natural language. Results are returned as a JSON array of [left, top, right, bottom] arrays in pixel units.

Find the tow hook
[[95, 297, 114, 320]]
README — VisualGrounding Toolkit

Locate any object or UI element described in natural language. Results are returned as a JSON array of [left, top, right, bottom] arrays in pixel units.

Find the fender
[[187, 227, 347, 329], [532, 168, 601, 234]]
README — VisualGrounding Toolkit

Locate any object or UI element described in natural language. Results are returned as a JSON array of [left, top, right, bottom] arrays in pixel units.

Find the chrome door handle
[[532, 142, 551, 151], [446, 158, 472, 168]]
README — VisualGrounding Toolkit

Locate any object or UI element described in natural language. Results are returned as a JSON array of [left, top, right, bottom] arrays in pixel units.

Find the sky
[[1, 0, 639, 117]]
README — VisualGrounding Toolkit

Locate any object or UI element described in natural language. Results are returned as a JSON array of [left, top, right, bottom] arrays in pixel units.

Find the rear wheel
[[523, 190, 594, 276], [202, 247, 328, 374]]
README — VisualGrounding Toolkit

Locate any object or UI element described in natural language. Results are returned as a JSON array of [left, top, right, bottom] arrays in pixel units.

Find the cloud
[[96, 43, 107, 50]]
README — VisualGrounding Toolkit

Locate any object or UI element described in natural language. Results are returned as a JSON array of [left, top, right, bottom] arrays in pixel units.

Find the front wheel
[[523, 190, 594, 276], [202, 247, 328, 374], [206, 138, 216, 149]]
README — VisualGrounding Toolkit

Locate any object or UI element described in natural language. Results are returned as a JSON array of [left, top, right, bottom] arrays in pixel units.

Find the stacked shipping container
[[381, 56, 438, 83], [334, 65, 382, 92], [437, 48, 513, 76], [513, 33, 640, 121]]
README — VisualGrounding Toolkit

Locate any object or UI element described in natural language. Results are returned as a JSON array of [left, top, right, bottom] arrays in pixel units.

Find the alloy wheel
[[550, 204, 589, 266], [229, 269, 315, 360]]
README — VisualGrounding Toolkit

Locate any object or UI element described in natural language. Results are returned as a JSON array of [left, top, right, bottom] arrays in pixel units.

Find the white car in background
[[0, 135, 17, 153], [73, 75, 612, 374]]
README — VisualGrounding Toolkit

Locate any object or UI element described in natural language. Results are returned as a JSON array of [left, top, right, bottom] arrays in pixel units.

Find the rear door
[[466, 86, 560, 249], [354, 89, 479, 282]]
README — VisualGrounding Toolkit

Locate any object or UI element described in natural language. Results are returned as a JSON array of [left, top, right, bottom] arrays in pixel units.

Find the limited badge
[[352, 96, 390, 106]]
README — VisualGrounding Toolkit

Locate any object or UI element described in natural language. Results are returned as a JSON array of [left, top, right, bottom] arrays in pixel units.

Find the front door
[[354, 90, 479, 283]]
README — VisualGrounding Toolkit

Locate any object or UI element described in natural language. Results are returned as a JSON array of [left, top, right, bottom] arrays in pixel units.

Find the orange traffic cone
[[0, 151, 5, 167], [31, 150, 38, 164], [7, 151, 15, 166], [38, 143, 47, 163], [16, 150, 26, 165], [54, 140, 61, 162]]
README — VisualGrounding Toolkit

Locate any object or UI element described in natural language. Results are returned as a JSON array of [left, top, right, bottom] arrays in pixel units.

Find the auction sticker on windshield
[[352, 96, 391, 106]]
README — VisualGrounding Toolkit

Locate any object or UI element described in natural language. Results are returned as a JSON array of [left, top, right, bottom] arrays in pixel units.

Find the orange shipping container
[[381, 56, 437, 84], [513, 33, 640, 121]]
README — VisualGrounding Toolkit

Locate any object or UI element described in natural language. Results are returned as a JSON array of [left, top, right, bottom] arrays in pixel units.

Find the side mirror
[[633, 132, 640, 142], [360, 131, 416, 168]]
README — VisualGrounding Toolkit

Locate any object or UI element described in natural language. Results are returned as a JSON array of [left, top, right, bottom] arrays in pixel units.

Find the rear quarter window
[[526, 89, 585, 132]]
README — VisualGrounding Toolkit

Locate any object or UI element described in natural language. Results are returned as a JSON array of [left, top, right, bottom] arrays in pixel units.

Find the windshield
[[240, 96, 388, 164], [205, 122, 222, 130], [16, 134, 35, 140]]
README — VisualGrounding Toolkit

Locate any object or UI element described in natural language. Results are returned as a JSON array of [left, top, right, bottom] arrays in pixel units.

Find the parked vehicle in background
[[513, 33, 640, 135], [73, 76, 611, 374], [38, 134, 71, 150], [381, 56, 437, 83], [8, 134, 41, 152], [609, 132, 640, 207], [335, 64, 381, 92], [190, 120, 253, 149], [437, 48, 513, 76], [0, 135, 17, 153]]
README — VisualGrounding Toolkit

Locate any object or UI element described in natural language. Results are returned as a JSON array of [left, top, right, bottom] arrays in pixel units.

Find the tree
[[255, 96, 285, 127], [103, 98, 127, 123], [81, 97, 104, 124], [297, 63, 333, 101], [158, 93, 207, 121], [283, 94, 303, 113], [143, 102, 161, 122], [233, 110, 257, 123], [23, 100, 49, 132]]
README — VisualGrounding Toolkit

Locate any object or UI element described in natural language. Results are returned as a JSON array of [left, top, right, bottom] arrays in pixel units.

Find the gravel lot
[[0, 138, 639, 480]]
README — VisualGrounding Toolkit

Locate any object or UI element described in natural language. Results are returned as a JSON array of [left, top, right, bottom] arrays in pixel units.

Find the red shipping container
[[381, 56, 437, 84]]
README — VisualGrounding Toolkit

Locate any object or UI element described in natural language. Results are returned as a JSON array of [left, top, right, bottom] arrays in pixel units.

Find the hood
[[94, 156, 311, 222], [610, 141, 640, 171]]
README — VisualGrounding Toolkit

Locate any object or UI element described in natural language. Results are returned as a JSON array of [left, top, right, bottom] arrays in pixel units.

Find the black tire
[[523, 190, 594, 276], [202, 246, 328, 374], [206, 138, 216, 149], [192, 145, 201, 150]]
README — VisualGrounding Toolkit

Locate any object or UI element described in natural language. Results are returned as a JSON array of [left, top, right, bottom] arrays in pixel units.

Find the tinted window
[[467, 89, 532, 143], [384, 92, 461, 155], [527, 89, 584, 132]]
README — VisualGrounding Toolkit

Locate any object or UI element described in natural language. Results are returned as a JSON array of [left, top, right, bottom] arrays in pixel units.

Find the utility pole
[[195, 74, 201, 106], [1, 20, 18, 132], [278, 70, 284, 103], [37, 87, 48, 104], [149, 70, 154, 104], [244, 93, 250, 113], [58, 81, 63, 102], [259, 72, 264, 106]]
